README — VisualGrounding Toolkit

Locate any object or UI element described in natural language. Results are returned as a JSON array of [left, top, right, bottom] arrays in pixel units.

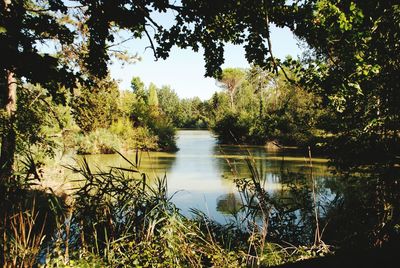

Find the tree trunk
[[0, 70, 17, 178], [229, 87, 235, 111]]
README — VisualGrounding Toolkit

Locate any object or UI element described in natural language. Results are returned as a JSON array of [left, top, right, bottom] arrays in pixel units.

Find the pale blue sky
[[109, 25, 303, 100]]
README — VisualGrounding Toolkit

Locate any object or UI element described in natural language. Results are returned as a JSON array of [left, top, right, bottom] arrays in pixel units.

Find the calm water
[[60, 130, 400, 247], [77, 130, 334, 223]]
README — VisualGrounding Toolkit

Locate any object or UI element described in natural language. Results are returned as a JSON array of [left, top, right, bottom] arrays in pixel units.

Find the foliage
[[287, 1, 400, 169], [147, 116, 177, 152], [211, 67, 323, 147], [71, 77, 177, 153], [0, 83, 76, 167], [72, 78, 119, 133], [0, 157, 68, 267], [156, 86, 182, 126], [147, 83, 159, 109], [110, 118, 158, 151], [126, 82, 178, 151], [47, 156, 240, 267], [213, 111, 252, 144], [2, 0, 398, 170], [128, 81, 211, 131], [117, 90, 136, 119], [130, 76, 145, 93], [37, 154, 335, 267], [75, 129, 122, 155], [5, 151, 400, 267], [176, 97, 209, 129], [217, 68, 246, 110], [1, 0, 400, 264], [1, 0, 76, 92]]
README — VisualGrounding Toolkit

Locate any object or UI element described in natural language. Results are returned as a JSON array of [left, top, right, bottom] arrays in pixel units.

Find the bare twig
[[105, 36, 136, 49]]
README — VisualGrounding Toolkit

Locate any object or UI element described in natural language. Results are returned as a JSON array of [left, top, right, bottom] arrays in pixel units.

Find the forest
[[1, 0, 399, 267]]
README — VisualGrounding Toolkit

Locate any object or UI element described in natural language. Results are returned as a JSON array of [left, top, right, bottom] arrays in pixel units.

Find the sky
[[109, 25, 304, 100]]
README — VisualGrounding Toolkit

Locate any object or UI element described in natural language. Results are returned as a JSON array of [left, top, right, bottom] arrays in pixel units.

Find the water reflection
[[77, 151, 177, 175], [77, 130, 400, 248], [216, 193, 243, 216], [78, 130, 334, 223]]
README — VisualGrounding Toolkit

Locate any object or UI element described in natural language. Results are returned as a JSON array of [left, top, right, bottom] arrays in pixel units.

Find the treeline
[[8, 61, 388, 165], [2, 77, 183, 163], [3, 74, 219, 161], [134, 66, 328, 151], [128, 67, 327, 151], [208, 66, 324, 148], [132, 78, 210, 130], [3, 52, 398, 171]]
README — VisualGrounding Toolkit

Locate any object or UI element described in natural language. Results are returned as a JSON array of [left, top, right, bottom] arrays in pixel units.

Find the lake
[[57, 129, 400, 247], [76, 130, 334, 223]]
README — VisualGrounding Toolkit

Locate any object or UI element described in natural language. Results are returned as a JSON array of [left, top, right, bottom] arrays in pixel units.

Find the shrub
[[212, 112, 253, 144], [109, 118, 158, 150], [147, 116, 177, 152], [151, 120, 177, 151], [75, 128, 122, 154]]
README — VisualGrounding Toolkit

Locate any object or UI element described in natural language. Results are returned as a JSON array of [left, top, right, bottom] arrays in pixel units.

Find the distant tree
[[157, 86, 181, 126], [211, 68, 323, 146], [209, 92, 230, 122], [147, 83, 159, 109], [131, 77, 145, 93], [118, 90, 136, 119], [217, 68, 245, 110]]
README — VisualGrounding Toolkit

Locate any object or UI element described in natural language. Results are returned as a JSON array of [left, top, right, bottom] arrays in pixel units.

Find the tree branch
[[262, 1, 298, 86], [105, 36, 135, 49], [143, 27, 158, 60]]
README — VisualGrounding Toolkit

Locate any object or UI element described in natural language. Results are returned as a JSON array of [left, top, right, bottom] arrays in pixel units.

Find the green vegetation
[[157, 86, 211, 129], [0, 75, 178, 163], [209, 67, 324, 147], [1, 155, 332, 267], [1, 0, 399, 267]]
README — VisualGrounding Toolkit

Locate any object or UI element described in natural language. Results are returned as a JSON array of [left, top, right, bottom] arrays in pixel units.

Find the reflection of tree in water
[[217, 160, 400, 249], [134, 152, 177, 176], [320, 170, 400, 249], [276, 172, 398, 247], [215, 146, 270, 180], [214, 143, 400, 249], [216, 193, 243, 216]]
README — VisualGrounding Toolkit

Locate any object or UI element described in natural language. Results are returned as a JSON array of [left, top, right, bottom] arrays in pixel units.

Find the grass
[[1, 151, 333, 267]]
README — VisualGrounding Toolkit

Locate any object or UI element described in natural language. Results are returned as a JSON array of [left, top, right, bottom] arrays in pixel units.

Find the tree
[[0, 70, 17, 177], [2, 0, 398, 173], [0, 0, 75, 176], [147, 83, 159, 108], [2, 0, 297, 175], [157, 86, 182, 126], [287, 1, 400, 169], [217, 68, 245, 110], [131, 76, 145, 94], [72, 77, 119, 133]]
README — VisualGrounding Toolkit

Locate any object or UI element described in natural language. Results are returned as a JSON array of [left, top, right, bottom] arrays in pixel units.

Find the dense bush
[[75, 129, 122, 154], [110, 118, 158, 150], [148, 117, 177, 152], [71, 78, 120, 133], [213, 112, 252, 144], [211, 68, 324, 148]]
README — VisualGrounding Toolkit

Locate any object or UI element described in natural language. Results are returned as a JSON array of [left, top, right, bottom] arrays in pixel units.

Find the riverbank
[[0, 152, 332, 267], [3, 130, 400, 267], [40, 130, 332, 223]]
